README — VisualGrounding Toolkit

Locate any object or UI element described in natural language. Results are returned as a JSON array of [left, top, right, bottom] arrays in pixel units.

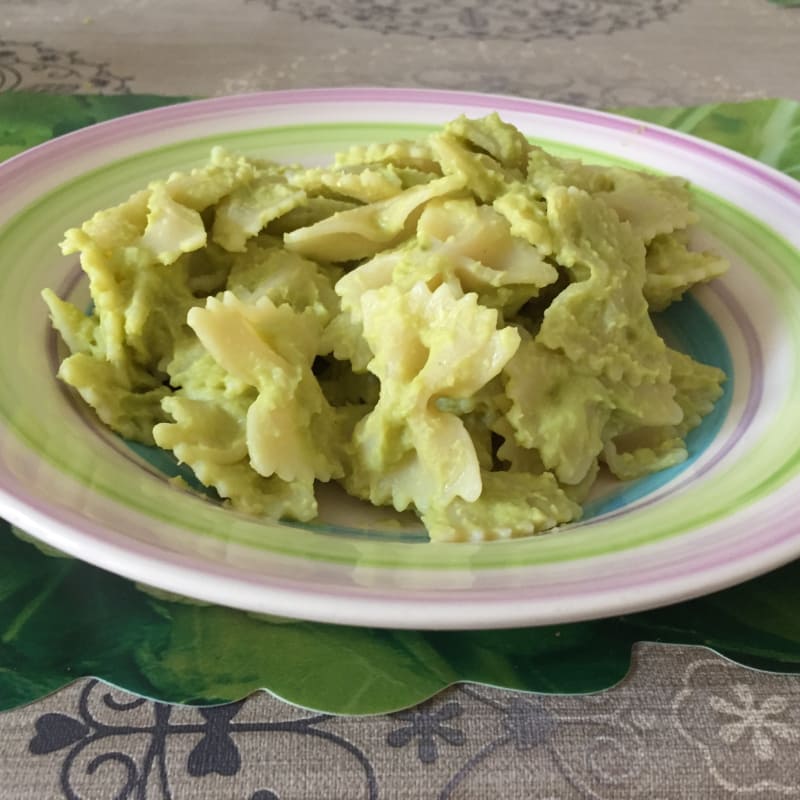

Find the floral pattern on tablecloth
[[673, 658, 800, 795], [257, 0, 689, 40], [0, 40, 130, 94], [9, 644, 800, 799]]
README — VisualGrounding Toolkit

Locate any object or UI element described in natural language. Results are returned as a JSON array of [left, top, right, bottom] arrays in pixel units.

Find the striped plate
[[0, 88, 798, 629]]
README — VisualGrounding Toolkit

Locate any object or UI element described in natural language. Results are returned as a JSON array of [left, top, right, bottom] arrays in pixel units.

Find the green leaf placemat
[[1, 93, 799, 716]]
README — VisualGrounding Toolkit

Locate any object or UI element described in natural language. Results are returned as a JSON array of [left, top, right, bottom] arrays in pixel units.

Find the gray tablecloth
[[3, 0, 799, 105], [2, 1, 800, 797]]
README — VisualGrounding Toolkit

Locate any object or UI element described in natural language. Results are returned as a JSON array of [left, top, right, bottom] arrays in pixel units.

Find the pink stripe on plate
[[2, 88, 799, 205]]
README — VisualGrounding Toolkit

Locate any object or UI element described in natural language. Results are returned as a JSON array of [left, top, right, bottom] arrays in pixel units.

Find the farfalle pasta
[[346, 282, 520, 514], [43, 114, 728, 542]]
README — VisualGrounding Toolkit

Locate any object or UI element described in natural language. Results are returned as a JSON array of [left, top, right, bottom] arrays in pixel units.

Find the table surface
[[2, 1, 800, 797]]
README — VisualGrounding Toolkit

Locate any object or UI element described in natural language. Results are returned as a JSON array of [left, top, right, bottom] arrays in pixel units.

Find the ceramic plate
[[0, 88, 798, 629]]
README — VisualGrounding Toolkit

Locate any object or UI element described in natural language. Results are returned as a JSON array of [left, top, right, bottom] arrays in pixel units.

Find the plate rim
[[1, 87, 799, 629]]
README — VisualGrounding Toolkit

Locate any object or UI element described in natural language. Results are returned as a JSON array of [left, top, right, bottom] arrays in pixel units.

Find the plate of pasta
[[0, 88, 799, 629]]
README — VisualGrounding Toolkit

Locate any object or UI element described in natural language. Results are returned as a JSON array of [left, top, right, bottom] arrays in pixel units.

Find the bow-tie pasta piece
[[266, 197, 359, 236], [601, 428, 689, 482], [334, 139, 442, 174], [600, 348, 725, 481], [444, 113, 532, 172], [503, 183, 704, 488], [399, 284, 521, 401], [156, 349, 253, 468], [154, 390, 317, 521], [492, 185, 554, 255], [503, 343, 688, 490], [644, 232, 729, 311], [408, 197, 557, 308], [320, 246, 399, 373], [187, 292, 344, 487], [526, 147, 616, 196], [539, 185, 672, 386], [165, 147, 287, 211], [504, 339, 612, 486], [421, 471, 581, 543], [180, 243, 240, 297], [333, 197, 557, 328], [51, 347, 169, 444], [493, 146, 619, 254], [283, 174, 466, 262], [348, 408, 485, 516], [162, 146, 305, 257], [347, 282, 520, 513], [602, 372, 684, 434], [223, 236, 340, 325], [491, 148, 602, 258], [491, 417, 546, 475], [593, 167, 698, 244], [435, 378, 509, 471], [42, 288, 106, 362], [667, 347, 726, 436], [139, 183, 208, 266], [334, 248, 399, 322], [320, 310, 375, 374], [428, 113, 532, 204], [211, 178, 305, 253], [288, 165, 405, 203], [430, 136, 515, 204], [491, 412, 602, 507]]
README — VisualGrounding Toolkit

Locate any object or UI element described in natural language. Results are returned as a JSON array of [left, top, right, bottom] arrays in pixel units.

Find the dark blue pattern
[[29, 680, 378, 800], [0, 40, 131, 93], [257, 0, 688, 41], [387, 701, 466, 764]]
